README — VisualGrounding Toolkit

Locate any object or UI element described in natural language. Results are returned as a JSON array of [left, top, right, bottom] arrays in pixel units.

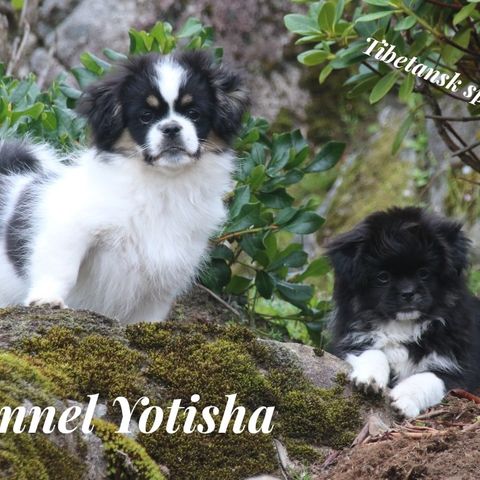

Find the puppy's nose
[[401, 290, 415, 302], [161, 122, 182, 137]]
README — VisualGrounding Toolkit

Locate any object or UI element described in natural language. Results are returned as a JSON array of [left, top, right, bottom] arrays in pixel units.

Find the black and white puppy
[[326, 207, 480, 417], [0, 51, 249, 323]]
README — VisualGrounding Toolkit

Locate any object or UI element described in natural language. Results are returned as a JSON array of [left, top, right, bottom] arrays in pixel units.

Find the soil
[[314, 396, 480, 480]]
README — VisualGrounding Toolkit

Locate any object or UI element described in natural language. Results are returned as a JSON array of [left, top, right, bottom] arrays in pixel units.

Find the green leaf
[[210, 244, 234, 262], [369, 71, 398, 104], [306, 141, 345, 173], [230, 185, 251, 218], [346, 75, 378, 98], [80, 52, 110, 75], [356, 10, 397, 23], [398, 73, 414, 102], [226, 276, 251, 295], [453, 3, 476, 25], [297, 49, 329, 66], [200, 259, 231, 292], [284, 14, 320, 35], [249, 164, 267, 190], [318, 2, 336, 32], [177, 18, 204, 38], [256, 271, 275, 298], [441, 29, 471, 65], [59, 83, 82, 100], [335, 0, 346, 22], [294, 257, 331, 282], [11, 0, 24, 10], [103, 48, 128, 61], [268, 248, 308, 272], [392, 112, 414, 154], [275, 208, 298, 226], [285, 211, 325, 234], [363, 0, 390, 5], [223, 203, 265, 234], [11, 102, 44, 123], [257, 189, 294, 209], [41, 111, 57, 130], [319, 65, 333, 83], [276, 280, 313, 308], [394, 15, 416, 31], [71, 67, 99, 89]]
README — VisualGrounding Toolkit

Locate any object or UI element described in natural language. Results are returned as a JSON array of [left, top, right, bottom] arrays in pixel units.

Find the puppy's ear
[[210, 64, 250, 143], [436, 220, 470, 275], [178, 51, 250, 143], [325, 224, 367, 281], [76, 74, 125, 151]]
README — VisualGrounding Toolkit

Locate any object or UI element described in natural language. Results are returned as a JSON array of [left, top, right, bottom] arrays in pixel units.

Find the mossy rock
[[0, 303, 365, 479]]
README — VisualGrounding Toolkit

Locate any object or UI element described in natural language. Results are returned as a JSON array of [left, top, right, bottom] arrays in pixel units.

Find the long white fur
[[390, 372, 446, 418], [346, 349, 390, 393], [0, 146, 233, 323]]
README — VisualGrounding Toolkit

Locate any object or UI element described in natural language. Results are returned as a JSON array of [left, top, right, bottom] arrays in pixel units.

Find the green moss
[[282, 439, 323, 464], [140, 415, 277, 480], [20, 327, 146, 403], [278, 387, 360, 448], [0, 353, 85, 479], [8, 319, 361, 479], [93, 419, 165, 480]]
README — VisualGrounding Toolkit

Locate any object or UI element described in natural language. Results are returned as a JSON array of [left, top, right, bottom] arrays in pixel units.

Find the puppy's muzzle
[[160, 121, 182, 139]]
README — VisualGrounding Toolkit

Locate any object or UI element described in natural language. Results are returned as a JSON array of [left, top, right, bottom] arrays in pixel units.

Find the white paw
[[389, 392, 420, 418], [350, 368, 388, 394], [346, 350, 390, 395], [389, 372, 446, 418], [26, 297, 67, 309]]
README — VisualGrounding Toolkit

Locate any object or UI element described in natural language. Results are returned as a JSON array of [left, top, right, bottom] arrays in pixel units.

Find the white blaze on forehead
[[154, 59, 186, 108]]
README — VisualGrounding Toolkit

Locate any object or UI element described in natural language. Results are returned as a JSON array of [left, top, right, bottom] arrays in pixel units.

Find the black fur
[[0, 141, 40, 175], [76, 51, 249, 153], [326, 207, 480, 391], [5, 182, 37, 276]]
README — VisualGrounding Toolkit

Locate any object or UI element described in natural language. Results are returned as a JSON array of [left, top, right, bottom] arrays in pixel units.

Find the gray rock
[[275, 340, 351, 389]]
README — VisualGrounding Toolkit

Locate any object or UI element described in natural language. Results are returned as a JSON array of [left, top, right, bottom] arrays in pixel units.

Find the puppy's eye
[[417, 268, 430, 280], [187, 108, 200, 121], [140, 111, 153, 124], [377, 271, 391, 284]]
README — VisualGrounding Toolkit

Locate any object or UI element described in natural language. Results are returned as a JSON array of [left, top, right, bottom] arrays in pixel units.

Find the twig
[[390, 430, 449, 439], [452, 140, 480, 156], [425, 0, 461, 8], [6, 0, 30, 76], [426, 115, 480, 122], [421, 83, 480, 172], [37, 44, 56, 89], [195, 283, 241, 318], [456, 176, 480, 187], [415, 408, 450, 420], [215, 225, 279, 243], [0, 2, 15, 27], [450, 388, 480, 405]]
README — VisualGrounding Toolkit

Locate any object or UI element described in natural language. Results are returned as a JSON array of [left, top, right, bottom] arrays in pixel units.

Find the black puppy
[[326, 207, 480, 417]]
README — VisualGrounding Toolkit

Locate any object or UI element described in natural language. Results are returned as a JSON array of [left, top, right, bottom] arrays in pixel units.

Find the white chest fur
[[367, 320, 431, 381]]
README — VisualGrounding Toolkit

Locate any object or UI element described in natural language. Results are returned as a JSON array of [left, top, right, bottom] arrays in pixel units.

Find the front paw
[[26, 297, 67, 309], [388, 373, 445, 419], [346, 350, 390, 395], [389, 390, 420, 418], [350, 369, 388, 395]]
